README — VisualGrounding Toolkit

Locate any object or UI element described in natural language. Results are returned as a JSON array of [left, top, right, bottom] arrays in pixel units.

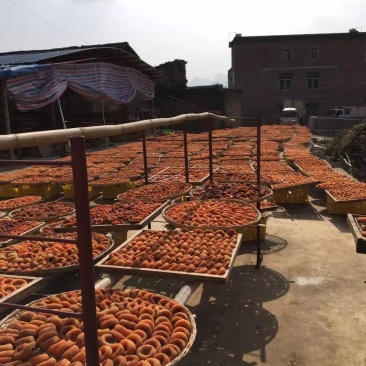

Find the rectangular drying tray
[[95, 229, 243, 284], [55, 201, 170, 233], [0, 274, 44, 312], [347, 214, 366, 253]]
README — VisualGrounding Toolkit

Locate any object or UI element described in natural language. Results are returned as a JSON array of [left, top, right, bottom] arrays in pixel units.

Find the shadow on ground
[[317, 209, 351, 233], [272, 202, 323, 221], [240, 235, 288, 255], [179, 265, 290, 366]]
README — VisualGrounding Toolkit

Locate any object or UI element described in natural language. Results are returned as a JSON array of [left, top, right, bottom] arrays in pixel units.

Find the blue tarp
[[0, 64, 52, 80]]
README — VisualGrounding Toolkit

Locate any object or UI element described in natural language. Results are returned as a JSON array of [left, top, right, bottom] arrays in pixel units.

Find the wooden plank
[[95, 230, 243, 284], [0, 274, 43, 311]]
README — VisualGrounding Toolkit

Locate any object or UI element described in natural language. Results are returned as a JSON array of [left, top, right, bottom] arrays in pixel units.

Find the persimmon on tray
[[190, 182, 272, 202], [0, 288, 196, 365], [9, 202, 75, 221], [0, 196, 42, 211], [0, 232, 112, 275], [99, 228, 240, 279], [0, 275, 33, 299], [163, 200, 260, 230], [117, 182, 191, 202], [60, 201, 165, 228], [0, 219, 44, 246]]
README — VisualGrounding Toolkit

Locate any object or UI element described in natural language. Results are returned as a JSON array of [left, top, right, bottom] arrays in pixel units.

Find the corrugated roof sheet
[[0, 49, 88, 66], [0, 47, 165, 82]]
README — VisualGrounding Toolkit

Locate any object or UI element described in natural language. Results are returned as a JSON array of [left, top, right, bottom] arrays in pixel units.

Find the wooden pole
[[1, 80, 14, 160]]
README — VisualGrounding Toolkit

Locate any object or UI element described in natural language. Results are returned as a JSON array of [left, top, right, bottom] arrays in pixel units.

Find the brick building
[[155, 59, 242, 131], [228, 30, 366, 123]]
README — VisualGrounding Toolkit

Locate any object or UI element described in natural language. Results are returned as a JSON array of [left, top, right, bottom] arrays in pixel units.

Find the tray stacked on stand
[[89, 176, 135, 199], [189, 183, 273, 241], [11, 177, 61, 200], [326, 191, 366, 215], [96, 229, 242, 283], [0, 233, 114, 277], [55, 201, 171, 245], [162, 199, 261, 234], [0, 274, 44, 311], [148, 167, 214, 186], [0, 196, 42, 212], [9, 202, 75, 222], [117, 181, 192, 204], [0, 218, 45, 247]]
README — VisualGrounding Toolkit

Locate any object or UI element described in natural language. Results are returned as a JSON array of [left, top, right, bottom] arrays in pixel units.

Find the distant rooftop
[[229, 31, 366, 47]]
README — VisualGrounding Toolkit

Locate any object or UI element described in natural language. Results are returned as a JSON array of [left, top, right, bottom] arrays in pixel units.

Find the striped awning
[[5, 62, 154, 111]]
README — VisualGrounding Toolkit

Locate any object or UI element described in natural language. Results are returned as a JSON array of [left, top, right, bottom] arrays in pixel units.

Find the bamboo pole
[[0, 112, 234, 151]]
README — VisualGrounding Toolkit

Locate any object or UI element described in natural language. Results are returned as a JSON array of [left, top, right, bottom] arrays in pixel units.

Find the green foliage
[[326, 121, 366, 160]]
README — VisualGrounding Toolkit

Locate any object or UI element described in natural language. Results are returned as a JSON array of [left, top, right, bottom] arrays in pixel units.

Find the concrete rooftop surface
[[119, 187, 366, 366]]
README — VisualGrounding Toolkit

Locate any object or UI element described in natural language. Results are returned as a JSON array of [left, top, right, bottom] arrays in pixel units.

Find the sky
[[1, 0, 365, 86]]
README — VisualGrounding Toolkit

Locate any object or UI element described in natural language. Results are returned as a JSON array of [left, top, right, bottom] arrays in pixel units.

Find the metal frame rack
[[0, 112, 264, 365], [0, 136, 99, 366], [140, 115, 263, 268]]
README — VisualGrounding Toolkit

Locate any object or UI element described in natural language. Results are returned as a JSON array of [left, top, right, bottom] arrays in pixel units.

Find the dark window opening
[[310, 48, 318, 60], [279, 74, 292, 91], [283, 49, 290, 61], [307, 73, 319, 89]]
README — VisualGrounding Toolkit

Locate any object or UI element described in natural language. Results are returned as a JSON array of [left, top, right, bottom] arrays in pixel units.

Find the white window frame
[[279, 74, 293, 91], [310, 48, 318, 60]]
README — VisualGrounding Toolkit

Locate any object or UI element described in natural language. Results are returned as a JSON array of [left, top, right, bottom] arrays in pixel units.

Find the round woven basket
[[163, 199, 261, 231], [9, 202, 75, 222], [0, 234, 114, 277], [0, 289, 197, 366], [189, 184, 273, 204]]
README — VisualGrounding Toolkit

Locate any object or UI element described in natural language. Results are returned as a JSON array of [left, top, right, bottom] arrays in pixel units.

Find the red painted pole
[[183, 122, 189, 183], [142, 131, 149, 184], [70, 136, 99, 366], [255, 112, 262, 269], [208, 120, 214, 183]]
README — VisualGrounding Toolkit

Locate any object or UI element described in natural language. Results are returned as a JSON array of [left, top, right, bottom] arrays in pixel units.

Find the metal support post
[[70, 136, 99, 366], [183, 122, 189, 183], [255, 112, 263, 269], [142, 131, 149, 184]]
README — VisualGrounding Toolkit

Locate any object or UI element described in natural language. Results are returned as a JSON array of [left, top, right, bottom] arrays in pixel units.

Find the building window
[[310, 48, 318, 60], [279, 74, 292, 91], [283, 49, 290, 61], [307, 73, 319, 89]]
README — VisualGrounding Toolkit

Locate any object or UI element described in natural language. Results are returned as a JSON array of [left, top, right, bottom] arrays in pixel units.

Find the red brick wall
[[230, 33, 366, 124]]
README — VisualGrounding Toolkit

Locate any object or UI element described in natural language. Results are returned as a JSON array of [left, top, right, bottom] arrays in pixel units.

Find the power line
[[6, 0, 90, 45]]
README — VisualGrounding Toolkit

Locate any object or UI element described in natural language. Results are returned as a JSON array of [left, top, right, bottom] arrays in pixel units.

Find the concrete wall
[[309, 116, 365, 136]]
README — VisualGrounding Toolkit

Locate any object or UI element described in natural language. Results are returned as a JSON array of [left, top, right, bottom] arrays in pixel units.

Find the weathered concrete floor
[[116, 188, 366, 366]]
